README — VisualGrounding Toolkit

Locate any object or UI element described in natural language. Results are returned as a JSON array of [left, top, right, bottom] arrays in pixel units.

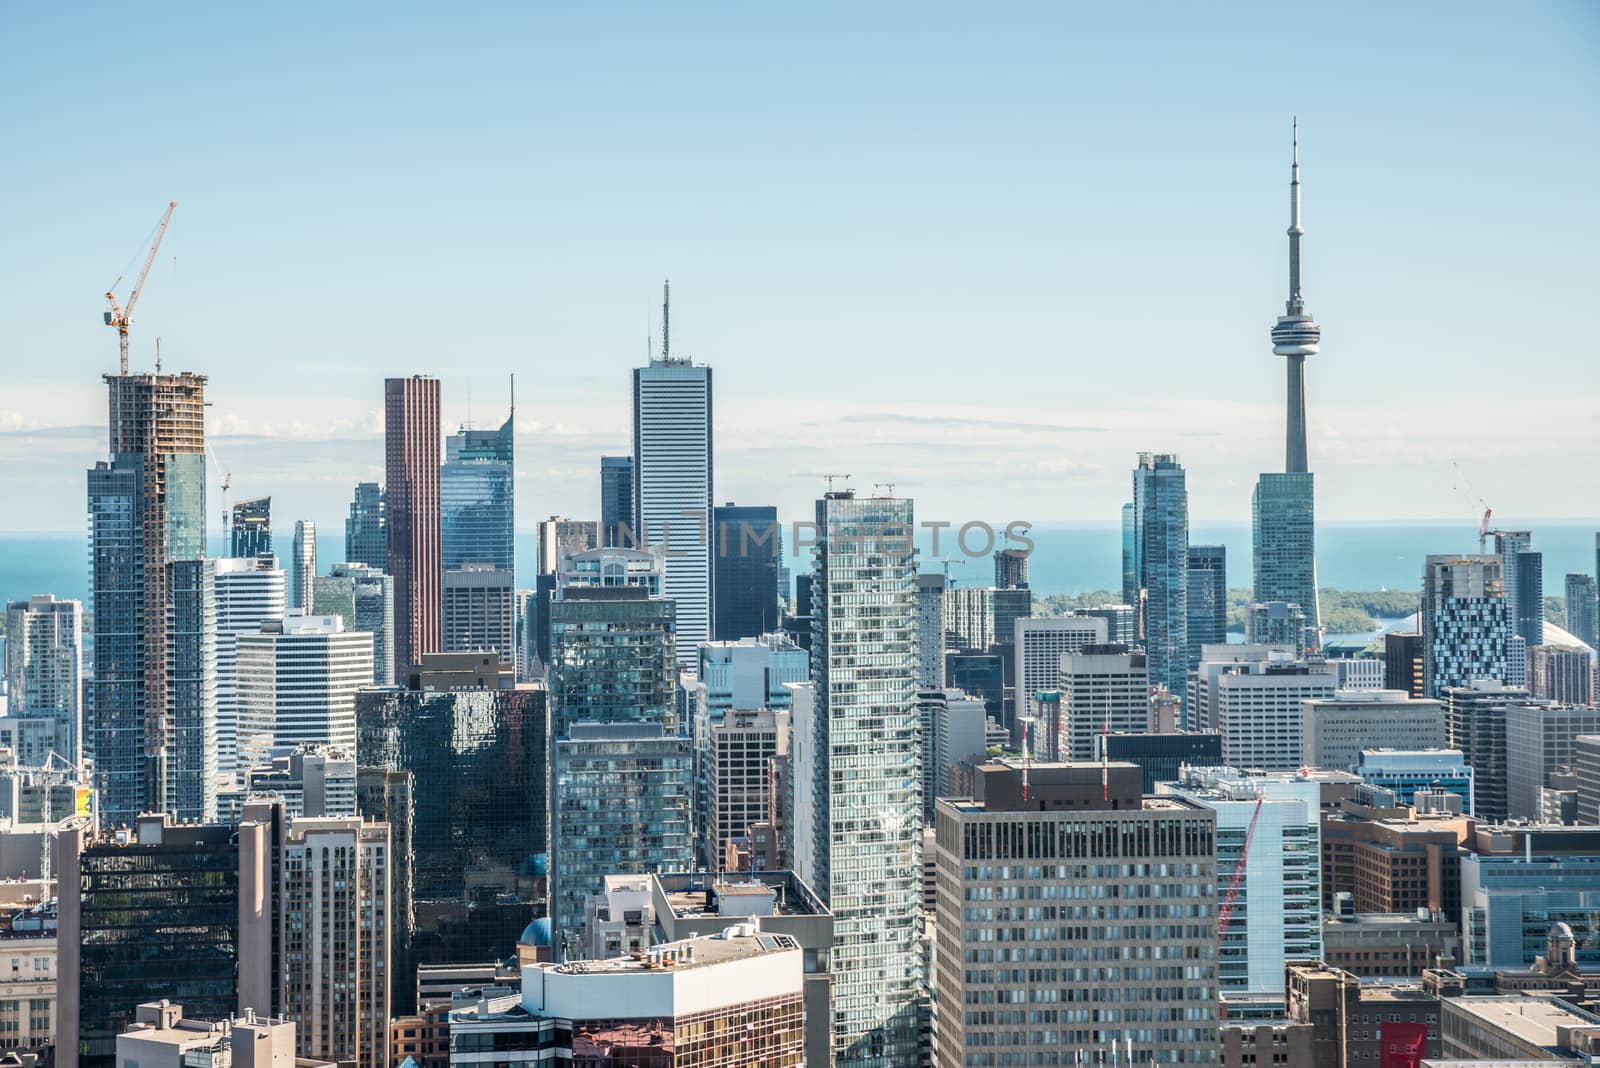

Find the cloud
[[826, 412, 1107, 433]]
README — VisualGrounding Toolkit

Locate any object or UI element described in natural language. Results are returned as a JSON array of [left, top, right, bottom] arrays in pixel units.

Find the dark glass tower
[[600, 454, 634, 547], [712, 503, 779, 641], [1186, 544, 1227, 666], [344, 481, 387, 570], [1130, 453, 1189, 705], [230, 495, 272, 557]]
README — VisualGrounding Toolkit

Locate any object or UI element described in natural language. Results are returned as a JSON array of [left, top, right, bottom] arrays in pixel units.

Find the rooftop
[[1445, 994, 1600, 1050], [550, 927, 797, 975], [656, 871, 830, 919]]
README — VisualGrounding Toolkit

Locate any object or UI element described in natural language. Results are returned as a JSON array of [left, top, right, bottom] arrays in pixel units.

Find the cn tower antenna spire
[[661, 279, 671, 360], [1270, 117, 1320, 474]]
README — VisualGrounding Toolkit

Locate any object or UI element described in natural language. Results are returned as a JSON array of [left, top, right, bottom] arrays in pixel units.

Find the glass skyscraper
[[441, 409, 515, 572], [229, 495, 272, 558], [1187, 543, 1228, 666], [344, 481, 386, 570], [712, 502, 779, 641], [1252, 471, 1320, 644], [800, 490, 922, 1068], [1422, 555, 1512, 698], [1130, 452, 1189, 706], [600, 454, 634, 547]]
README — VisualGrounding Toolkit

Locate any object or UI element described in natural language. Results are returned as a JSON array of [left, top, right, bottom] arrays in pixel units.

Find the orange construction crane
[[1216, 796, 1264, 949], [104, 201, 176, 375]]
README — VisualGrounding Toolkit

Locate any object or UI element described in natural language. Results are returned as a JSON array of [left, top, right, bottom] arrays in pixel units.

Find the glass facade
[[1186, 544, 1227, 667], [549, 592, 676, 736], [1252, 472, 1320, 642], [600, 455, 634, 548], [712, 504, 780, 641], [441, 416, 514, 572], [1131, 454, 1189, 706], [344, 481, 387, 570], [230, 495, 272, 558]]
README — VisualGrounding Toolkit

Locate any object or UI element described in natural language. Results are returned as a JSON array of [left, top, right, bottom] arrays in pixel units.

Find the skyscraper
[[1495, 531, 1544, 647], [1254, 122, 1323, 648], [1422, 554, 1511, 697], [441, 564, 516, 660], [1013, 615, 1107, 732], [235, 614, 373, 768], [291, 519, 317, 611], [993, 546, 1029, 589], [712, 502, 779, 641], [441, 400, 514, 570], [230, 496, 272, 558], [600, 454, 634, 547], [385, 376, 442, 678], [1187, 543, 1228, 666], [212, 554, 287, 776], [915, 572, 946, 687], [633, 286, 714, 665], [318, 562, 395, 686], [1565, 573, 1599, 649], [1130, 452, 1190, 705], [88, 370, 210, 824], [3, 594, 83, 767], [800, 489, 921, 1067], [344, 481, 386, 570]]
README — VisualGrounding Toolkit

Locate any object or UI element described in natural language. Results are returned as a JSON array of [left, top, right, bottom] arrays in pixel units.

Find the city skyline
[[2, 5, 1597, 534]]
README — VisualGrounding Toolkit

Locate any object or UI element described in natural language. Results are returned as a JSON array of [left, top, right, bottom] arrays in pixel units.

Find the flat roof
[[1446, 995, 1600, 1049], [551, 930, 795, 975]]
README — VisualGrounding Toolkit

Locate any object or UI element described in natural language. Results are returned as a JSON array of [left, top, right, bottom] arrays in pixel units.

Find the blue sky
[[2, 2, 1596, 535]]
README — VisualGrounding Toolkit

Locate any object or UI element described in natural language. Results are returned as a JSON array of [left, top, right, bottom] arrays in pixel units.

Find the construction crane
[[1216, 796, 1265, 949], [1451, 460, 1498, 552], [104, 201, 177, 375]]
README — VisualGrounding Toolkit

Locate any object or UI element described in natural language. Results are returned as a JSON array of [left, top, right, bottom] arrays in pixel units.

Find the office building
[[1247, 600, 1307, 655], [1530, 644, 1596, 707], [1159, 767, 1322, 1000], [1321, 807, 1469, 916], [1320, 908, 1460, 979], [1100, 730, 1224, 791], [708, 707, 788, 858], [244, 744, 358, 818], [442, 563, 516, 661], [944, 648, 1004, 722], [1461, 825, 1600, 968], [230, 496, 272, 558], [1384, 631, 1425, 697], [113, 1003, 327, 1068], [1576, 735, 1600, 824], [57, 813, 273, 1068], [315, 561, 395, 686], [1300, 690, 1446, 773], [599, 454, 634, 547], [530, 517, 599, 666], [441, 403, 514, 572], [1328, 655, 1383, 690], [934, 761, 1220, 1066], [548, 588, 676, 736], [1057, 644, 1149, 760], [941, 584, 1031, 653], [1013, 614, 1107, 733], [290, 520, 316, 611], [1568, 573, 1600, 649], [447, 927, 805, 1066], [1129, 452, 1190, 704], [3, 593, 83, 767], [343, 481, 386, 570], [713, 503, 780, 641], [633, 318, 714, 665], [915, 572, 946, 687], [385, 375, 442, 678], [1283, 963, 1442, 1066], [918, 687, 987, 821], [1422, 554, 1511, 697], [1191, 648, 1337, 771], [1083, 602, 1138, 646], [1354, 749, 1474, 812], [800, 490, 922, 1067], [697, 633, 810, 714], [550, 722, 693, 958], [88, 370, 209, 824], [993, 545, 1029, 589], [1252, 476, 1320, 651], [212, 556, 287, 776], [1446, 680, 1530, 823], [236, 614, 372, 767], [1494, 530, 1542, 646], [1506, 702, 1600, 821], [1439, 991, 1600, 1061], [280, 815, 392, 1067], [1187, 544, 1228, 667]]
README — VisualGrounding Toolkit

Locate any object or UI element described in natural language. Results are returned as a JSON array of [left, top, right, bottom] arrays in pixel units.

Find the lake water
[[4, 521, 1594, 606]]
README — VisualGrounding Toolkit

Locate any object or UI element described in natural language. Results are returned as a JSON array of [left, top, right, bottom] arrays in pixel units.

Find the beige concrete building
[[113, 1001, 333, 1068], [933, 760, 1220, 1066], [0, 898, 55, 1054], [708, 707, 789, 859], [1301, 689, 1447, 772]]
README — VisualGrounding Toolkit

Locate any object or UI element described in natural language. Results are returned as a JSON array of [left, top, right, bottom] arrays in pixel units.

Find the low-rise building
[[1321, 906, 1461, 978], [114, 1002, 333, 1068], [1439, 992, 1600, 1060], [1301, 690, 1447, 773], [1285, 961, 1443, 1066]]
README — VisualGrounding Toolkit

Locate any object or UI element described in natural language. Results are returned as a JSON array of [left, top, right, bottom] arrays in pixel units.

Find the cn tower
[[1270, 118, 1321, 474]]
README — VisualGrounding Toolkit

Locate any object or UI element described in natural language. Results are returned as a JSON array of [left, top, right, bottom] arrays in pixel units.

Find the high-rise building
[[1013, 614, 1107, 732], [212, 555, 287, 776], [88, 370, 209, 824], [1159, 766, 1323, 1002], [1187, 543, 1227, 666], [57, 813, 275, 1068], [599, 454, 634, 547], [1506, 703, 1600, 821], [316, 562, 395, 686], [343, 481, 386, 570], [3, 593, 83, 766], [800, 490, 921, 1066], [441, 563, 516, 661], [1058, 644, 1149, 761], [933, 761, 1220, 1066], [696, 633, 811, 713], [915, 573, 946, 687], [918, 687, 987, 820], [1445, 679, 1530, 824], [290, 519, 316, 611], [1459, 825, 1600, 968], [548, 588, 677, 736], [1247, 600, 1307, 655], [713, 503, 780, 641], [1194, 650, 1339, 771], [633, 299, 714, 665], [531, 516, 599, 666], [1300, 690, 1447, 773], [1384, 631, 1425, 697], [244, 744, 358, 818], [1099, 730, 1224, 791], [279, 815, 392, 1067], [708, 707, 789, 859], [230, 496, 272, 558], [385, 376, 442, 678], [1083, 602, 1138, 645], [1494, 531, 1543, 646], [1130, 452, 1190, 705], [993, 546, 1029, 589], [236, 614, 373, 768], [1566, 573, 1599, 649], [1422, 555, 1511, 697], [941, 584, 1031, 653], [441, 403, 514, 572], [1530, 645, 1596, 707]]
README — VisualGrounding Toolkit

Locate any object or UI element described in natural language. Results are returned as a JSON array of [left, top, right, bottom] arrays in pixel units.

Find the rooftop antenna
[[155, 336, 162, 374], [661, 279, 671, 360], [509, 372, 515, 428]]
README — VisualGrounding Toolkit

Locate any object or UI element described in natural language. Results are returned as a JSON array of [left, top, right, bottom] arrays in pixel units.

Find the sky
[[2, 2, 1597, 537]]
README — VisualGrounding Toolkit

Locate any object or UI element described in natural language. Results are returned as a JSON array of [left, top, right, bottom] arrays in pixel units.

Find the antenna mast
[[661, 279, 671, 360]]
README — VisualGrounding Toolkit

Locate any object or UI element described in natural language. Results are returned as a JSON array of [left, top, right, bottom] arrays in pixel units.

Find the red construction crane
[[1216, 796, 1264, 949], [104, 201, 176, 375]]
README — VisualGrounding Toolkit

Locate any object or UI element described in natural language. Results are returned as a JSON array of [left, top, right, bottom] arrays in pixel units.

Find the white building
[[919, 688, 988, 821], [236, 614, 372, 767], [1329, 657, 1383, 690], [1300, 689, 1447, 772], [1158, 766, 1323, 1003], [1058, 645, 1149, 760], [1192, 645, 1336, 771], [1014, 615, 1107, 731], [697, 634, 809, 713], [3, 593, 82, 767], [212, 556, 287, 776], [291, 520, 317, 612], [632, 349, 713, 665]]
